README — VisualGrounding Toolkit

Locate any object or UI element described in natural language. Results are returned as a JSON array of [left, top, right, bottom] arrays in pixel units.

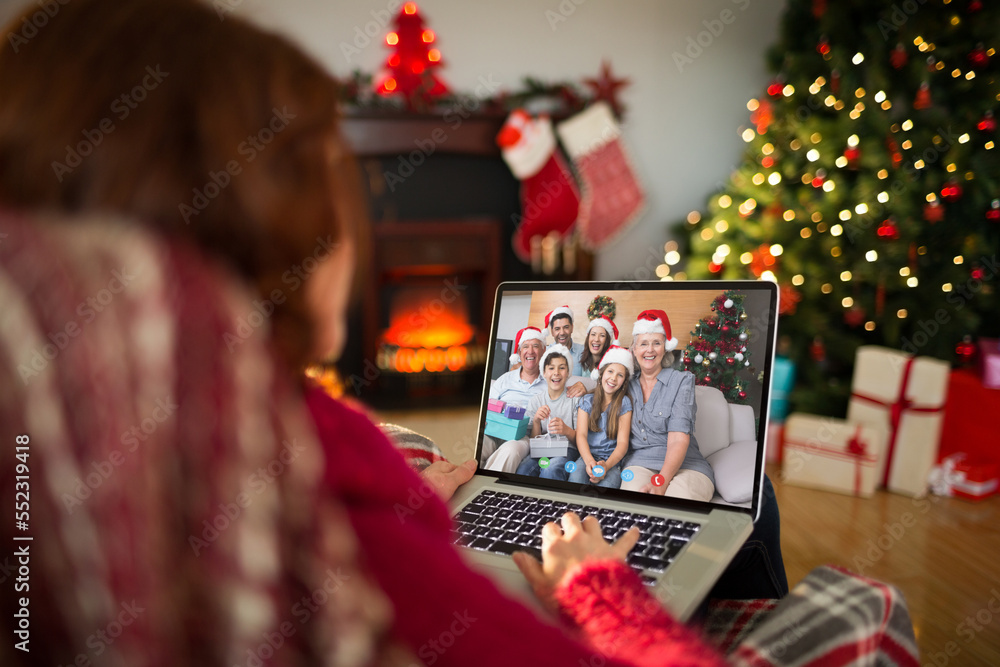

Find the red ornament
[[955, 335, 977, 365], [844, 307, 866, 328], [810, 336, 826, 363], [738, 390, 747, 400], [376, 3, 449, 109], [817, 37, 831, 57], [977, 111, 996, 132], [969, 44, 990, 69], [844, 145, 861, 168], [779, 284, 801, 315], [891, 43, 908, 69], [811, 168, 827, 189], [913, 82, 932, 110], [972, 267, 986, 280], [941, 181, 963, 202], [708, 261, 723, 274], [726, 357, 735, 366], [987, 199, 1000, 221], [886, 136, 902, 168], [968, 0, 983, 11], [751, 98, 774, 134], [877, 218, 900, 240], [584, 60, 631, 119], [924, 200, 945, 223], [722, 325, 730, 332], [762, 156, 775, 168], [749, 244, 777, 277], [767, 80, 784, 97]]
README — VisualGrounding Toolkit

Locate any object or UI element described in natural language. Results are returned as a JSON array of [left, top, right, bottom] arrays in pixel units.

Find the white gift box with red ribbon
[[929, 454, 1000, 502], [847, 346, 950, 497], [782, 414, 886, 497]]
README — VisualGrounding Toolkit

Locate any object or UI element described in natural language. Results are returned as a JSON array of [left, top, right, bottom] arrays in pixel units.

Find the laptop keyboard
[[453, 489, 701, 585]]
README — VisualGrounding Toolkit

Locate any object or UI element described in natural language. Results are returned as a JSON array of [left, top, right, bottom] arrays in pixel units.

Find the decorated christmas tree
[[681, 291, 755, 404], [669, 0, 1000, 416], [375, 2, 449, 109]]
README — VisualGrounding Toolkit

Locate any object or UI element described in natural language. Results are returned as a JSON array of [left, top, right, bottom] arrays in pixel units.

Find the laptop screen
[[477, 280, 778, 520]]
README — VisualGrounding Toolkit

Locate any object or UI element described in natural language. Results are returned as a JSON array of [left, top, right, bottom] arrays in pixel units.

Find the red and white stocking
[[556, 101, 646, 250], [496, 110, 580, 263]]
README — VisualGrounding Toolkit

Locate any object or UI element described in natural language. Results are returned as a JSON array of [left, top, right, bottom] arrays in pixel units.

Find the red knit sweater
[[308, 387, 726, 667]]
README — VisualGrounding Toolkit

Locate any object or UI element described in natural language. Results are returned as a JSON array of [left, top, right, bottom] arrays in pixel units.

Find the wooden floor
[[376, 406, 1000, 664], [768, 463, 1000, 666]]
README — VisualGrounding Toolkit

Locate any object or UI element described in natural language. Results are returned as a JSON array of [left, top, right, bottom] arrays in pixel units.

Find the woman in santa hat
[[621, 310, 716, 501]]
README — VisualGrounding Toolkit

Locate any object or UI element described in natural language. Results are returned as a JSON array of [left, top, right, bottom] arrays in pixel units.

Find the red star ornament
[[584, 60, 630, 119]]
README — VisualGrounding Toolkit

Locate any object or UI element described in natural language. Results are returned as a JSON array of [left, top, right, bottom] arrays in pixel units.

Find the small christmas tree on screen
[[681, 291, 755, 404]]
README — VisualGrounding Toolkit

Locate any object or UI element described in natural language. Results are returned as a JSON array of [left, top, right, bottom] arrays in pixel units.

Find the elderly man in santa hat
[[481, 326, 549, 463]]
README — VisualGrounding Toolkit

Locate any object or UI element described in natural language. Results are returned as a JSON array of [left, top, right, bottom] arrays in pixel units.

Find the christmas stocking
[[556, 101, 646, 250], [496, 110, 580, 263]]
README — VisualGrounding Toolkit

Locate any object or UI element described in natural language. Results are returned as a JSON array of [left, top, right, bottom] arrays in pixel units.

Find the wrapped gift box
[[502, 404, 526, 420], [484, 411, 530, 441], [929, 454, 999, 502], [939, 369, 1000, 466], [530, 433, 571, 458], [846, 346, 949, 497], [782, 414, 886, 497], [487, 399, 506, 413], [978, 338, 1000, 389]]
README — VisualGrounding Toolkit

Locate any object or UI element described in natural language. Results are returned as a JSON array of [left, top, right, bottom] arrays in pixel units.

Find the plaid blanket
[[384, 425, 920, 667]]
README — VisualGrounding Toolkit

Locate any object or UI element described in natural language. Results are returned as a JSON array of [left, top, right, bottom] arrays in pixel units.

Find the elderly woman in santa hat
[[621, 310, 716, 501]]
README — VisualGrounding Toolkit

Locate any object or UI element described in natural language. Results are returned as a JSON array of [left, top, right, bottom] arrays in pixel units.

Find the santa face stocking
[[556, 101, 646, 250], [497, 110, 581, 263]]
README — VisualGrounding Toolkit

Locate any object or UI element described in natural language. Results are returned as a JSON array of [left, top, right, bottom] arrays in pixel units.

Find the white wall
[[1, 0, 786, 280]]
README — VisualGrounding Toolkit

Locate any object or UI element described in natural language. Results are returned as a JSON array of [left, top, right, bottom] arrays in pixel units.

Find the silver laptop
[[450, 280, 779, 621]]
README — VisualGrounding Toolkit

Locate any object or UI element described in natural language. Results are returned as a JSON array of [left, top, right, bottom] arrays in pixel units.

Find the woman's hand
[[420, 459, 477, 501], [513, 513, 639, 610]]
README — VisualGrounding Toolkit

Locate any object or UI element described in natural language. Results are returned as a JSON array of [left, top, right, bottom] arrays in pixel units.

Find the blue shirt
[[625, 368, 715, 485], [489, 367, 546, 407], [579, 392, 632, 461], [547, 340, 585, 378]]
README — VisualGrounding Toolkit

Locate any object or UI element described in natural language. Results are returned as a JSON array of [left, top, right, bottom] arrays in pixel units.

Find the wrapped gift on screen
[[782, 414, 885, 497], [485, 410, 531, 441], [502, 404, 526, 420], [979, 337, 1000, 389], [529, 432, 571, 459], [487, 399, 507, 413], [846, 346, 949, 497], [929, 454, 999, 502]]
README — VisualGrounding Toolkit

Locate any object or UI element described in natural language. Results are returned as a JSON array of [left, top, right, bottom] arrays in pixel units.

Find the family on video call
[[483, 293, 727, 502]]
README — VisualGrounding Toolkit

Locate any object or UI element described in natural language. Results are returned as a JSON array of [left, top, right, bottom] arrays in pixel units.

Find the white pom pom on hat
[[590, 345, 635, 380], [631, 309, 678, 351], [509, 326, 546, 365]]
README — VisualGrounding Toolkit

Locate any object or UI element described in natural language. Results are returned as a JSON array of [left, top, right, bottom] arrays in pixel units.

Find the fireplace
[[335, 111, 590, 407], [365, 218, 497, 406]]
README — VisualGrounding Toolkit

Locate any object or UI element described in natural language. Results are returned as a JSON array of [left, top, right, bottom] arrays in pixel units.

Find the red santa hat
[[591, 344, 635, 380], [544, 305, 574, 331], [585, 316, 619, 346], [509, 326, 546, 365], [632, 309, 678, 351]]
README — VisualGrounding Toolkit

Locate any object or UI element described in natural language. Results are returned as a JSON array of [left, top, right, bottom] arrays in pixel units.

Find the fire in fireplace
[[378, 283, 484, 374]]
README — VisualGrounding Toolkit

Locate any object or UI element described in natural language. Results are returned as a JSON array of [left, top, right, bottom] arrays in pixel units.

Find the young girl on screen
[[569, 346, 634, 489]]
